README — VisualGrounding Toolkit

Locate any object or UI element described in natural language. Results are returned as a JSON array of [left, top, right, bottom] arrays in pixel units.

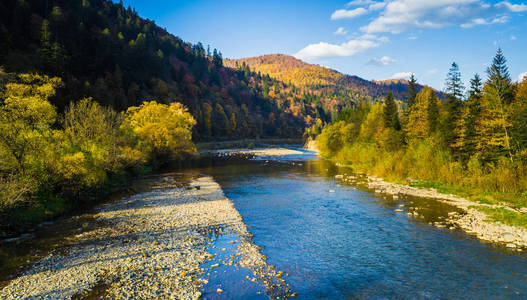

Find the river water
[[1, 149, 527, 299], [197, 149, 527, 299]]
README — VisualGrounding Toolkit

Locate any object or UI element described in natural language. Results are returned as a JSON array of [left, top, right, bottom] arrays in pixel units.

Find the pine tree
[[457, 74, 483, 158], [477, 49, 514, 161], [441, 62, 465, 149], [406, 74, 418, 108], [426, 90, 439, 134], [445, 62, 464, 100], [383, 91, 401, 130], [486, 48, 513, 104]]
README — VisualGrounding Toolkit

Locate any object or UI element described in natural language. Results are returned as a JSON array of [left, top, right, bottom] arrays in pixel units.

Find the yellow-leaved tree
[[0, 73, 61, 207], [122, 101, 196, 162]]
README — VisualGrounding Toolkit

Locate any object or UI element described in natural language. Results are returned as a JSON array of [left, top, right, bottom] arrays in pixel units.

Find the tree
[[477, 49, 514, 161], [456, 74, 483, 157], [486, 48, 513, 105], [0, 74, 61, 176], [122, 101, 196, 160], [508, 77, 527, 152], [383, 91, 401, 130], [405, 86, 438, 140], [445, 62, 464, 100], [406, 74, 418, 108], [475, 84, 513, 161], [441, 62, 465, 149]]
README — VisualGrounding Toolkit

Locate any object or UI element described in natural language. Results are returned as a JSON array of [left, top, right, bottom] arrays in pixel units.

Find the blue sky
[[119, 0, 526, 90]]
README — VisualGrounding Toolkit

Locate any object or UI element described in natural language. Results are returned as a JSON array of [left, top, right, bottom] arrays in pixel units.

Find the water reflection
[[201, 153, 527, 299]]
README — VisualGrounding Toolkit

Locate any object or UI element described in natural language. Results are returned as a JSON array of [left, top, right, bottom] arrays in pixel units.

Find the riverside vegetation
[[316, 49, 527, 228], [0, 72, 196, 233]]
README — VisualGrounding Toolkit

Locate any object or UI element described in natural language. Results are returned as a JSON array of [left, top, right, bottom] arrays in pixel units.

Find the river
[[1, 148, 527, 299], [197, 149, 527, 299]]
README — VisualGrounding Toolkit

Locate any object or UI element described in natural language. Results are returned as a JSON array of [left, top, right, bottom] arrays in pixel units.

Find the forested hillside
[[0, 0, 308, 140], [225, 54, 438, 105]]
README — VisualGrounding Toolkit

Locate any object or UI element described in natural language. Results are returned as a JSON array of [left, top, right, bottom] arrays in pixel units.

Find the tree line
[[0, 72, 196, 231], [317, 49, 527, 203]]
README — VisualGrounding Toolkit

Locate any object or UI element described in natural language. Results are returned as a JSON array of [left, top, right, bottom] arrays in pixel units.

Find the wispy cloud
[[461, 16, 509, 28], [294, 39, 380, 60], [426, 69, 438, 76], [331, 7, 368, 20], [518, 72, 527, 82], [511, 35, 517, 40], [366, 56, 396, 66], [347, 0, 377, 6], [334, 27, 348, 35], [391, 72, 413, 79], [496, 1, 527, 12]]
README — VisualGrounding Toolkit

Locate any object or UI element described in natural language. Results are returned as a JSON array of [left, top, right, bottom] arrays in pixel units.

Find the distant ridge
[[225, 54, 442, 101]]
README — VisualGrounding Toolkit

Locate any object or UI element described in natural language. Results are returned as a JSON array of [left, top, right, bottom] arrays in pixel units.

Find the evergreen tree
[[441, 62, 465, 149], [383, 91, 401, 130], [406, 74, 418, 108], [426, 90, 439, 134], [445, 62, 464, 100], [476, 49, 514, 161], [486, 48, 513, 104], [457, 74, 483, 158]]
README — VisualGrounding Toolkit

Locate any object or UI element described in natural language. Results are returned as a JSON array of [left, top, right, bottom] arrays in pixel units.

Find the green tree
[[476, 49, 514, 161], [406, 74, 418, 108], [383, 91, 401, 130], [486, 48, 514, 105], [441, 62, 465, 149]]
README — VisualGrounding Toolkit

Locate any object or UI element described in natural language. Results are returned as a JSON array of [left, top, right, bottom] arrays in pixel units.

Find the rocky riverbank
[[334, 168, 527, 250], [200, 147, 305, 158], [0, 175, 290, 299]]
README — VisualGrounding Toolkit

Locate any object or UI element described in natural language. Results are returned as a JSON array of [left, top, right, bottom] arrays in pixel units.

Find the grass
[[409, 180, 527, 209], [474, 206, 527, 229]]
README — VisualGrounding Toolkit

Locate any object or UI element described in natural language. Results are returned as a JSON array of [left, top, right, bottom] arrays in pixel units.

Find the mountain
[[225, 54, 439, 102], [0, 0, 307, 140]]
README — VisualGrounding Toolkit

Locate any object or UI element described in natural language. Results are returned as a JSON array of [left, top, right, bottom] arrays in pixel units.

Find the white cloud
[[391, 72, 413, 79], [334, 27, 348, 35], [511, 35, 517, 40], [408, 35, 418, 40], [294, 39, 380, 60], [360, 34, 390, 42], [347, 0, 376, 6], [426, 69, 438, 75], [359, 0, 521, 34], [496, 1, 527, 12], [369, 2, 387, 10], [367, 56, 397, 66], [331, 7, 368, 20], [518, 72, 527, 82], [461, 15, 509, 28], [461, 18, 488, 28]]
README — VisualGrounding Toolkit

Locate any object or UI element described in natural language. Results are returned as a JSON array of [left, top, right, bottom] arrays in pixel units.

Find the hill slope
[[0, 0, 307, 140], [225, 54, 436, 101]]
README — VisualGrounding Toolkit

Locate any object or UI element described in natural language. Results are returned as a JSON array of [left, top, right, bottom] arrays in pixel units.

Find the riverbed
[[1, 148, 527, 299]]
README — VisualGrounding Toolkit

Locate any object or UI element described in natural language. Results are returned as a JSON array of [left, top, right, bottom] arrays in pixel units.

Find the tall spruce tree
[[486, 48, 513, 104], [383, 91, 401, 130], [455, 74, 483, 159], [407, 74, 418, 108], [441, 62, 465, 149], [476, 49, 514, 161]]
